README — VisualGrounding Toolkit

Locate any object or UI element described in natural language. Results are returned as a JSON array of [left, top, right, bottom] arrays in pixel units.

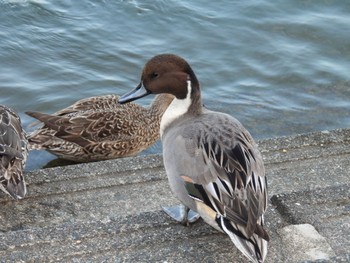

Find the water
[[0, 0, 349, 171]]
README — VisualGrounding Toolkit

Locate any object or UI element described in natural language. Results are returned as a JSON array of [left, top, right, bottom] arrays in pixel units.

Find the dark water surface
[[0, 0, 349, 170]]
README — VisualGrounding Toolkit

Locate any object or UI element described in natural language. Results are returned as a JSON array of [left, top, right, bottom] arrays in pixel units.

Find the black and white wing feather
[[171, 113, 269, 263]]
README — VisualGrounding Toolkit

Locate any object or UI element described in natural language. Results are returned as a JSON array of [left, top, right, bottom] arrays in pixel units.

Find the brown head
[[119, 54, 201, 106]]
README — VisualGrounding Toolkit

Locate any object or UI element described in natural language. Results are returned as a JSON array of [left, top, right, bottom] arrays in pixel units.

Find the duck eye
[[152, 72, 159, 79]]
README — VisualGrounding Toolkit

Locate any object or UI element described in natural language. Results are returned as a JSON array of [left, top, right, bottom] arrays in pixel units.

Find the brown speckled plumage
[[26, 94, 174, 162], [0, 105, 28, 199]]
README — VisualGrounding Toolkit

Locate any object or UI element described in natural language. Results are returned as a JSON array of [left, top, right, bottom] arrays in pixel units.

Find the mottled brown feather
[[0, 105, 28, 199], [26, 94, 174, 162]]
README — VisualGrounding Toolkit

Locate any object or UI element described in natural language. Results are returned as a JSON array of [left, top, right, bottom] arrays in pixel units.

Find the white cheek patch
[[160, 80, 192, 137]]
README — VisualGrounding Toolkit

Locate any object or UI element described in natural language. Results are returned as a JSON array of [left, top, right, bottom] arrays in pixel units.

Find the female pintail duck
[[26, 94, 174, 162], [119, 54, 269, 263], [0, 105, 28, 199]]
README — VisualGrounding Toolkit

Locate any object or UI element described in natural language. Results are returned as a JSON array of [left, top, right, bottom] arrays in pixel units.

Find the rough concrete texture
[[278, 224, 335, 262], [0, 128, 349, 262]]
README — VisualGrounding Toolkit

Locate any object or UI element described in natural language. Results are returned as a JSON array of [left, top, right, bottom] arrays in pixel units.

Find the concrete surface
[[278, 224, 335, 262], [0, 128, 349, 262]]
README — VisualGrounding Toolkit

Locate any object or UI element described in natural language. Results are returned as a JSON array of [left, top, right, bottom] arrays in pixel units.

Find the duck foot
[[162, 204, 200, 226]]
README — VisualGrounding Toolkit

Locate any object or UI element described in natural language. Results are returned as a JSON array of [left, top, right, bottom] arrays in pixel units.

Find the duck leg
[[162, 204, 200, 226]]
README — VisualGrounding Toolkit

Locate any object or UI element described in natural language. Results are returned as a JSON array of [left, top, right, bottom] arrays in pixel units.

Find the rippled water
[[0, 0, 349, 170]]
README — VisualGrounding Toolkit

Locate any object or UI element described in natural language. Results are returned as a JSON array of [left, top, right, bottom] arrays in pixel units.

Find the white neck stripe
[[160, 80, 192, 138]]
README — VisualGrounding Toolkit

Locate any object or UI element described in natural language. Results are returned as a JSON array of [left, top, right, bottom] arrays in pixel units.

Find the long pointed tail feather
[[219, 217, 268, 263]]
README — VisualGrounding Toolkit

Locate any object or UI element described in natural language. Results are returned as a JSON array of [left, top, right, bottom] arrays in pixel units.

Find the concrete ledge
[[1, 128, 349, 262], [278, 224, 335, 262]]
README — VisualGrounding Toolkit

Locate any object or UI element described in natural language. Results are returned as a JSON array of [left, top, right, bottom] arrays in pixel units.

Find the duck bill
[[118, 82, 151, 104]]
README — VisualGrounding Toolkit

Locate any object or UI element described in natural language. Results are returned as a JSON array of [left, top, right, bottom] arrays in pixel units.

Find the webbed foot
[[162, 204, 200, 226]]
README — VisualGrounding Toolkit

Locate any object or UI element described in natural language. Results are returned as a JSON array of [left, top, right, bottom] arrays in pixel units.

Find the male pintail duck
[[0, 105, 28, 199], [26, 94, 174, 162], [119, 54, 269, 263]]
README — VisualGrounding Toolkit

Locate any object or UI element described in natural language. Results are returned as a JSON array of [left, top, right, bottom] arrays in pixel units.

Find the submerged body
[[119, 54, 269, 262], [26, 94, 173, 162], [0, 105, 28, 199]]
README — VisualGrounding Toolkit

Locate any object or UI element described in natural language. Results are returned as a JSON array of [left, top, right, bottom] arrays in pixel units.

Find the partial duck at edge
[[0, 105, 28, 199]]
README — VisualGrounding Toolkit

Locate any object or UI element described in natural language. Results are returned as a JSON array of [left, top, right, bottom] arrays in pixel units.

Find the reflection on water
[[0, 0, 349, 170]]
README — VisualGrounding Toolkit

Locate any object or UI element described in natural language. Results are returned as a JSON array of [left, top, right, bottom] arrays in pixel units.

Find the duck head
[[119, 54, 200, 104]]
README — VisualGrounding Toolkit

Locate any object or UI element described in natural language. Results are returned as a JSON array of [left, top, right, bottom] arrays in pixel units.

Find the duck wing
[[25, 109, 139, 147], [168, 112, 269, 262]]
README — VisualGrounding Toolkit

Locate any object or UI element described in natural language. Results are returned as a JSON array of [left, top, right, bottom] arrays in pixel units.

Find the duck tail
[[219, 217, 268, 263], [0, 167, 27, 199]]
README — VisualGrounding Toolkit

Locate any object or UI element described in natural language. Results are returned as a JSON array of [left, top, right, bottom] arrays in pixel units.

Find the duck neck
[[187, 74, 202, 116], [148, 94, 175, 116], [160, 76, 202, 137]]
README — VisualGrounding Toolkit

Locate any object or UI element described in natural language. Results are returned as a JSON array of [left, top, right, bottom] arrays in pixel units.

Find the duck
[[0, 105, 28, 199], [26, 94, 174, 162], [119, 54, 269, 263]]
